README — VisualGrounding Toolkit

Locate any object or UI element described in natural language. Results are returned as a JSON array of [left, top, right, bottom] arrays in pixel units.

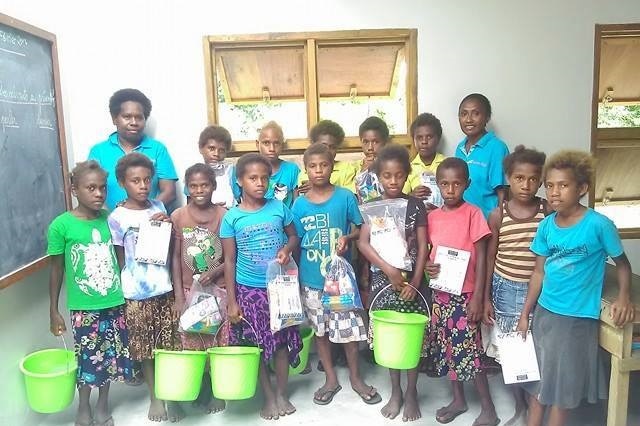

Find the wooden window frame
[[203, 29, 418, 156], [590, 24, 640, 239]]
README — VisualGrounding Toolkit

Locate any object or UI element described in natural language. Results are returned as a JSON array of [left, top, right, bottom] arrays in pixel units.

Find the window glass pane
[[597, 104, 640, 128], [215, 46, 308, 140], [317, 43, 408, 136]]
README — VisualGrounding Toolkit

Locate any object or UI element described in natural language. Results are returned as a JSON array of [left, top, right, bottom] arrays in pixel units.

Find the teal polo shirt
[[88, 132, 178, 210], [455, 131, 509, 218]]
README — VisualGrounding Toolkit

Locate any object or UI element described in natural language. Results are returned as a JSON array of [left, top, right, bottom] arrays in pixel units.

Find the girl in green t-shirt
[[48, 160, 131, 426]]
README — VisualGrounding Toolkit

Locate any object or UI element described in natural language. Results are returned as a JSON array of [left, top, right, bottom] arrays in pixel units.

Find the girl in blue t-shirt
[[516, 150, 635, 426], [220, 153, 302, 421], [454, 93, 509, 218]]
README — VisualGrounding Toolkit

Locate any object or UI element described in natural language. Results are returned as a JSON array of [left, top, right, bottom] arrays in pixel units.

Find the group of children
[[47, 92, 635, 426]]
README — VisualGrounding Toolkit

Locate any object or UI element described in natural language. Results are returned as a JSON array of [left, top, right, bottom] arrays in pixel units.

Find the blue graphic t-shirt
[[532, 208, 624, 319], [220, 199, 294, 288], [292, 187, 363, 289], [232, 160, 300, 207]]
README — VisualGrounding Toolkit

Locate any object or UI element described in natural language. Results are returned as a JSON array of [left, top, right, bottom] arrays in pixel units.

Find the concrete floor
[[29, 352, 640, 426]]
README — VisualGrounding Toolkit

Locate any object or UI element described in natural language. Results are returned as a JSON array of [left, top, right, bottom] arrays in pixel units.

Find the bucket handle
[[368, 283, 431, 318], [214, 317, 263, 351], [58, 334, 73, 375]]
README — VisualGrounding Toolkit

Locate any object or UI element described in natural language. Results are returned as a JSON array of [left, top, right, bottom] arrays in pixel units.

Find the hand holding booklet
[[134, 220, 172, 265], [428, 246, 470, 296], [498, 331, 540, 384]]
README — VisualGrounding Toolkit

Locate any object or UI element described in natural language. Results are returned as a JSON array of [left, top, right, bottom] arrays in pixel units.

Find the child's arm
[[610, 253, 635, 327], [467, 237, 488, 323], [221, 237, 242, 323], [114, 245, 125, 270], [171, 231, 185, 318], [48, 254, 66, 336], [276, 223, 300, 264], [357, 223, 404, 291], [401, 223, 428, 301], [516, 255, 546, 336], [483, 207, 501, 324], [157, 179, 177, 208], [496, 187, 506, 208], [336, 224, 360, 256]]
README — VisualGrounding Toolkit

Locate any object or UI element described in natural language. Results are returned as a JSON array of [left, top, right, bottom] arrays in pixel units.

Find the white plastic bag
[[266, 258, 305, 332], [179, 275, 225, 335], [321, 254, 363, 312], [360, 198, 412, 271]]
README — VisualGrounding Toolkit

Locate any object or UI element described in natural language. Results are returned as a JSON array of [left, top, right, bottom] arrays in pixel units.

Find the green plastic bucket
[[208, 346, 261, 400], [154, 349, 207, 401], [19, 348, 77, 413], [371, 310, 428, 369], [268, 327, 314, 375]]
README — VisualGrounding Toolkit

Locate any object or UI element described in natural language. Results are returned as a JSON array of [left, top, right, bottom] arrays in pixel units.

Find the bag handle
[[368, 283, 431, 318]]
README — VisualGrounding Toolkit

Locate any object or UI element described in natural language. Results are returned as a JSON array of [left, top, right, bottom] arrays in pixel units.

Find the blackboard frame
[[0, 13, 71, 289]]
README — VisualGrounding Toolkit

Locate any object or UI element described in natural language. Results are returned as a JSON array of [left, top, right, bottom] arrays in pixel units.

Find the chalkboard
[[0, 13, 70, 288]]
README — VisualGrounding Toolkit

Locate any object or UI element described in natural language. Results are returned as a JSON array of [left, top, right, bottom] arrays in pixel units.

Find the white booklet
[[498, 331, 540, 384], [134, 220, 172, 265], [428, 246, 470, 295]]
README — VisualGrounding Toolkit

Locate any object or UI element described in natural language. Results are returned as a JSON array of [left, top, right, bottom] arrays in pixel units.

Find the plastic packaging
[[355, 169, 383, 203], [179, 275, 226, 335], [266, 258, 305, 332], [321, 254, 363, 311], [360, 198, 412, 271]]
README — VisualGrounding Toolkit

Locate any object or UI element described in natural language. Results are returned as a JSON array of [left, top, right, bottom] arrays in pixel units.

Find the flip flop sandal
[[353, 386, 382, 405], [313, 385, 342, 405], [436, 408, 468, 424]]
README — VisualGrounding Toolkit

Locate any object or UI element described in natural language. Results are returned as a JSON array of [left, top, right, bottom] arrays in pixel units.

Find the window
[[203, 29, 417, 154], [591, 24, 640, 238]]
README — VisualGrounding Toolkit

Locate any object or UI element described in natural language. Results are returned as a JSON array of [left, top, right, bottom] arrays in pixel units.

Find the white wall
[[1, 0, 640, 421]]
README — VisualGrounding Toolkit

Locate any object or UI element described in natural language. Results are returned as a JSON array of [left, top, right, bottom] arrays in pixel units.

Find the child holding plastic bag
[[221, 153, 301, 421], [352, 116, 390, 202], [291, 144, 377, 406], [358, 144, 429, 422], [266, 258, 305, 332], [171, 163, 228, 415]]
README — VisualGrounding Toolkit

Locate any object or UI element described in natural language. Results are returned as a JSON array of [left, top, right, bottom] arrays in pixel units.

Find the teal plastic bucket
[[154, 349, 207, 401], [208, 346, 261, 400], [19, 348, 77, 413], [371, 310, 428, 369]]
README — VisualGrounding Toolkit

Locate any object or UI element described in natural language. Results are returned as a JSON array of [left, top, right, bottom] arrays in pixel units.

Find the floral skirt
[[71, 305, 132, 388], [428, 290, 483, 381], [229, 284, 302, 365]]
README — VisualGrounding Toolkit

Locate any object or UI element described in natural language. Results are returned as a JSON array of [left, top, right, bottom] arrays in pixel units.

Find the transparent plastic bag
[[321, 254, 363, 312], [355, 169, 383, 203], [360, 198, 412, 271], [179, 275, 226, 335], [266, 258, 305, 332]]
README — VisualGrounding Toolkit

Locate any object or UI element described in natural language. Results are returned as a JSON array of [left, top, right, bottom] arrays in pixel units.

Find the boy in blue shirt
[[292, 144, 380, 406]]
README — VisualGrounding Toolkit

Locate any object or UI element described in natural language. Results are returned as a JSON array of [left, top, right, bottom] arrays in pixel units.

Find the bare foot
[[471, 409, 500, 426], [167, 401, 185, 423], [381, 392, 403, 419], [402, 389, 421, 422], [75, 406, 93, 426], [504, 410, 526, 426], [148, 399, 167, 422], [435, 401, 468, 424], [276, 393, 296, 416], [206, 397, 226, 414], [260, 398, 280, 420]]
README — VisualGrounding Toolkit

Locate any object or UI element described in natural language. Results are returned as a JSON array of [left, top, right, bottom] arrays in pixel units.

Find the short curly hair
[[436, 157, 470, 182], [373, 144, 411, 175], [303, 143, 334, 166], [109, 88, 152, 119], [309, 120, 345, 146], [503, 145, 546, 176], [543, 150, 595, 187], [410, 113, 442, 139], [359, 116, 390, 141], [258, 121, 284, 142], [198, 125, 232, 150], [185, 163, 217, 188], [235, 153, 272, 178], [115, 152, 155, 183], [70, 160, 107, 187]]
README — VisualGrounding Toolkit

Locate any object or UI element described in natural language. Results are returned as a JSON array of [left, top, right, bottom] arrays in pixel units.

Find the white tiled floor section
[[29, 352, 640, 426]]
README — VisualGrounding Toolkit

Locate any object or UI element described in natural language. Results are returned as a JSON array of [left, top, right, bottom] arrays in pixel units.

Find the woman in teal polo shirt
[[88, 89, 178, 211], [455, 93, 510, 218]]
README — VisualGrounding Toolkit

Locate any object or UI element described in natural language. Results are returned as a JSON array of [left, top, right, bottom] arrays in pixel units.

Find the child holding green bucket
[[220, 153, 302, 421], [171, 163, 229, 415], [426, 157, 498, 426], [107, 153, 182, 422], [291, 144, 377, 406], [357, 144, 429, 422], [48, 160, 132, 426]]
